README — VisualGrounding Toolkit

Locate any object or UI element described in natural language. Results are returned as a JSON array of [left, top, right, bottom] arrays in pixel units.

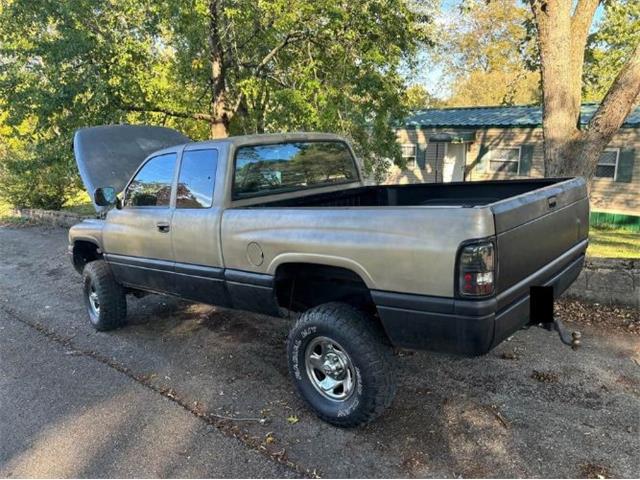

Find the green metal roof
[[404, 104, 640, 128]]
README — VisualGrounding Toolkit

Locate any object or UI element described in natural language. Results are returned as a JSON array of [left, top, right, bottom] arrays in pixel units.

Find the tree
[[528, 0, 640, 179], [438, 0, 540, 106], [0, 0, 434, 207], [446, 69, 540, 107], [0, 0, 184, 209], [402, 84, 442, 110], [583, 0, 640, 102]]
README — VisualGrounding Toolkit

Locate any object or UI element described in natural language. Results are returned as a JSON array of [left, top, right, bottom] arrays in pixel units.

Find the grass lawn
[[588, 227, 640, 259], [61, 202, 95, 215], [60, 190, 94, 215]]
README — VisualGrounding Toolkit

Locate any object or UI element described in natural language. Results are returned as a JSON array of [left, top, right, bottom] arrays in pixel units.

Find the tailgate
[[491, 178, 589, 299]]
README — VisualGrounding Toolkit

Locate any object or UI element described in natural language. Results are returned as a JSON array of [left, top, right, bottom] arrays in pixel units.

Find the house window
[[488, 147, 520, 174], [594, 149, 619, 179], [401, 144, 417, 168]]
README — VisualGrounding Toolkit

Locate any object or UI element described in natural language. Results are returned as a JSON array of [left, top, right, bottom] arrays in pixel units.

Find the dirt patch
[[0, 217, 36, 228], [46, 267, 62, 278], [579, 462, 612, 479], [438, 398, 524, 477], [557, 298, 640, 334], [201, 310, 262, 343], [531, 369, 560, 383], [500, 349, 520, 360], [401, 452, 427, 476], [615, 374, 639, 393]]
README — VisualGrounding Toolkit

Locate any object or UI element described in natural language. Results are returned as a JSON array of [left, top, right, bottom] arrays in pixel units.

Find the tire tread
[[83, 260, 127, 331], [287, 302, 396, 427]]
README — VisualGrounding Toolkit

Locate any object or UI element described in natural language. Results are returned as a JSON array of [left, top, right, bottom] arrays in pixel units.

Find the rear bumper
[[372, 239, 587, 356]]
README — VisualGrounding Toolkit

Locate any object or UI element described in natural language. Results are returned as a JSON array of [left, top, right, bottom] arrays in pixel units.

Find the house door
[[442, 143, 466, 182]]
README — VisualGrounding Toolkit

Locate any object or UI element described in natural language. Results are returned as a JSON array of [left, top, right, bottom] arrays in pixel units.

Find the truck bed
[[226, 177, 589, 302], [250, 179, 564, 208]]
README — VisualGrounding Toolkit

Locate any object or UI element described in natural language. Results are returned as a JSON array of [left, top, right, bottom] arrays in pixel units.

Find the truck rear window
[[233, 141, 359, 199]]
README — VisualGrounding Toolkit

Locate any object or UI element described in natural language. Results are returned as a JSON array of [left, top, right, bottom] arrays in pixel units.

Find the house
[[391, 104, 640, 220]]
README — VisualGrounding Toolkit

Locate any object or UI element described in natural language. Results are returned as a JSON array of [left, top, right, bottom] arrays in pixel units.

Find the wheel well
[[274, 263, 378, 315], [72, 240, 102, 273]]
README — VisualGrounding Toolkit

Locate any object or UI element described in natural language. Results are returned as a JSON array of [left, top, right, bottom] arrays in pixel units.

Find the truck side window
[[176, 149, 218, 208], [125, 153, 176, 207]]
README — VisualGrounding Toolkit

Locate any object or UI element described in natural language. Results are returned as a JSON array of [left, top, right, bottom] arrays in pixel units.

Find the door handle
[[156, 221, 170, 233], [548, 196, 557, 208]]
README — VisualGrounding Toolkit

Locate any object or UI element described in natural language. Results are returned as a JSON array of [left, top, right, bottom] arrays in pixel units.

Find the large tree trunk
[[122, 0, 302, 138], [534, 0, 581, 177], [208, 0, 231, 138], [530, 0, 640, 180]]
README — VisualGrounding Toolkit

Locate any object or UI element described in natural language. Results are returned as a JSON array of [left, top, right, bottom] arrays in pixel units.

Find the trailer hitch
[[540, 318, 582, 350], [529, 286, 582, 350]]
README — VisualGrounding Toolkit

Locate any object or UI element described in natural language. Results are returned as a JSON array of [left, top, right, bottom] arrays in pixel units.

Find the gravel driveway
[[0, 225, 638, 478]]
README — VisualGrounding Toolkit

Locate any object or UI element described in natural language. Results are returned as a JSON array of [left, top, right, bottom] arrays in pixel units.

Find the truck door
[[169, 147, 231, 307], [102, 152, 178, 293]]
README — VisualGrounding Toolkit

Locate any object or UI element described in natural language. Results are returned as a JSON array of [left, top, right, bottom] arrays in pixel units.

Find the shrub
[[0, 142, 80, 211]]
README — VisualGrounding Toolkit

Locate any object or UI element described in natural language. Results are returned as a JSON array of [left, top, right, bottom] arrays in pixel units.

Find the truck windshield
[[233, 141, 359, 199]]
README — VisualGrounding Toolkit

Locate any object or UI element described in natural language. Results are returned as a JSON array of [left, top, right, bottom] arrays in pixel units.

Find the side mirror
[[94, 187, 118, 207]]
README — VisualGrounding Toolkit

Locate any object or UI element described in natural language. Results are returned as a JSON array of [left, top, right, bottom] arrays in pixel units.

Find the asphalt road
[[0, 225, 638, 478]]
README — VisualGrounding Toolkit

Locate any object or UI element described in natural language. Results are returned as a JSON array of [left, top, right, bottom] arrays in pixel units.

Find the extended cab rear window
[[233, 141, 359, 199]]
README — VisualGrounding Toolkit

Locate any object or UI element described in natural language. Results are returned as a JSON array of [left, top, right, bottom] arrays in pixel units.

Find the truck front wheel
[[286, 302, 397, 427], [82, 260, 127, 331]]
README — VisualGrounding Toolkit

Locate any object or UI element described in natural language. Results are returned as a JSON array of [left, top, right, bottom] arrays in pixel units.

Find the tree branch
[[226, 31, 307, 118], [119, 104, 212, 122], [571, 0, 600, 41], [253, 31, 306, 76], [584, 41, 640, 142]]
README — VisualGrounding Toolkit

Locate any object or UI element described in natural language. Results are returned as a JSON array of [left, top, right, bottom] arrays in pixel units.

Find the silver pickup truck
[[69, 125, 589, 426]]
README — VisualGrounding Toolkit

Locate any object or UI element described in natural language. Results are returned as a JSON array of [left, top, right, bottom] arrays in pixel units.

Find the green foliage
[[0, 138, 80, 210], [215, 0, 434, 176], [0, 0, 194, 209], [434, 0, 637, 108], [584, 0, 640, 102], [0, 0, 435, 208], [402, 84, 441, 110], [437, 0, 540, 107]]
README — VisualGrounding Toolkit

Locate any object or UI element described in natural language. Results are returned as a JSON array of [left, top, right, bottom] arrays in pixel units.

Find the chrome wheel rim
[[88, 283, 100, 315], [305, 336, 355, 401]]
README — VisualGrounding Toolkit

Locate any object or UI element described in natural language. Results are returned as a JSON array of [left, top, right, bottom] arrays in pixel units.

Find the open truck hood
[[73, 125, 191, 212]]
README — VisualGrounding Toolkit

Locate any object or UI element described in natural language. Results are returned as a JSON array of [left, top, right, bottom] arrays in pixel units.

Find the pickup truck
[[69, 125, 589, 427]]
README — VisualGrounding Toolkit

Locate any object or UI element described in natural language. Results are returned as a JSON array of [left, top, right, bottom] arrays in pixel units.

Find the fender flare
[[267, 253, 375, 288]]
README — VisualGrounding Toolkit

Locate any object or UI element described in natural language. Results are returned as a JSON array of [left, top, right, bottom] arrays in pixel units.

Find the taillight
[[458, 241, 495, 297]]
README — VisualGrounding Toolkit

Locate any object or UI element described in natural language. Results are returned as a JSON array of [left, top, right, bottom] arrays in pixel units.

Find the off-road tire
[[287, 302, 397, 427], [82, 260, 127, 331]]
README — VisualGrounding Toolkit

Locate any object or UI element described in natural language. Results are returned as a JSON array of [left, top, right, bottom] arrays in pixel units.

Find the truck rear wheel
[[82, 260, 127, 331], [286, 302, 396, 427]]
